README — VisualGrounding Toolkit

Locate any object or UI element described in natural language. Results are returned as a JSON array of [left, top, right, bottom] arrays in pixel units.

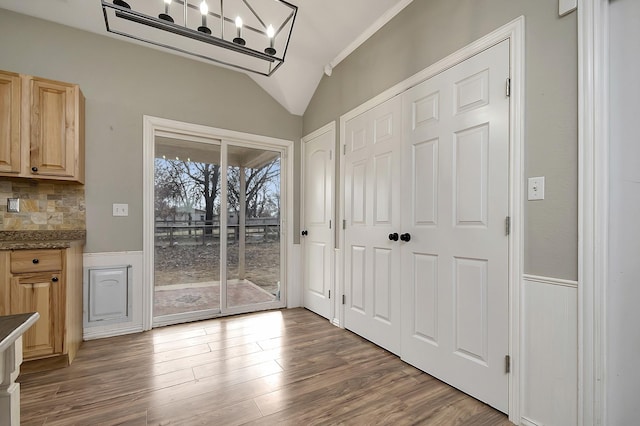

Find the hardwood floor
[[18, 308, 511, 425]]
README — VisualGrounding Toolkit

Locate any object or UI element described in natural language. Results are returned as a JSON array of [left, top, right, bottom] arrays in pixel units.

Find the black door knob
[[51, 276, 59, 283], [32, 258, 39, 264], [388, 233, 399, 241], [31, 166, 38, 172], [400, 233, 411, 242], [301, 230, 308, 236]]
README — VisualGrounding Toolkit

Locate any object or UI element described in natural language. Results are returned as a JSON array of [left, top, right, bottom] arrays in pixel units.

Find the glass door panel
[[154, 137, 222, 321], [226, 144, 281, 308]]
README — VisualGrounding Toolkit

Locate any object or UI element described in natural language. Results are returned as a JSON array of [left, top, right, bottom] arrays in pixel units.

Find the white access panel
[[84, 265, 132, 327]]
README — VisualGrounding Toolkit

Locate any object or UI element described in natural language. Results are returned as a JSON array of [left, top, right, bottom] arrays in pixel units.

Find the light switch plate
[[528, 177, 545, 200], [112, 203, 129, 216], [7, 198, 19, 212]]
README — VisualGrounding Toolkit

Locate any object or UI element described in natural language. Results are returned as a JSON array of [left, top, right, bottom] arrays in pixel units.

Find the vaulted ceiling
[[0, 0, 413, 115]]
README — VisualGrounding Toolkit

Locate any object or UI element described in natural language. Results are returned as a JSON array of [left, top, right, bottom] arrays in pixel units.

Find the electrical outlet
[[528, 177, 545, 200], [7, 198, 19, 212], [112, 203, 129, 216]]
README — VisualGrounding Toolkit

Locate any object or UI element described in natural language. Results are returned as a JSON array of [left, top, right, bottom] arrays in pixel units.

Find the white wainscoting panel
[[82, 251, 143, 340], [287, 244, 302, 308], [522, 275, 578, 426]]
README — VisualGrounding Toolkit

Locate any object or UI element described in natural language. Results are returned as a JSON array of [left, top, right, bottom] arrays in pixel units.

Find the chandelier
[[101, 0, 297, 76]]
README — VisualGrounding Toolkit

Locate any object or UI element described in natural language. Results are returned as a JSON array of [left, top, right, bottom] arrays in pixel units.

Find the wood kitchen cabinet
[[0, 70, 85, 183], [0, 243, 83, 371], [0, 70, 21, 174], [11, 270, 64, 359]]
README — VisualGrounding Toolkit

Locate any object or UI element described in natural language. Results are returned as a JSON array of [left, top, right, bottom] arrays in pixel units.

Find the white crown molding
[[324, 0, 414, 75]]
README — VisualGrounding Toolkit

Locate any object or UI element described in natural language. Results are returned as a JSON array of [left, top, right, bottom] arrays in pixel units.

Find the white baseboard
[[83, 325, 144, 340]]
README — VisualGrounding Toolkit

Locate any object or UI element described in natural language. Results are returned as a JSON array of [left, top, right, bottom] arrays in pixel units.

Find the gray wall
[[303, 0, 578, 280], [0, 9, 302, 253], [608, 0, 640, 422]]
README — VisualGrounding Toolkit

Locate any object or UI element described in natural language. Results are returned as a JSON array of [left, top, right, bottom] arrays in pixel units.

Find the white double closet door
[[343, 40, 510, 412]]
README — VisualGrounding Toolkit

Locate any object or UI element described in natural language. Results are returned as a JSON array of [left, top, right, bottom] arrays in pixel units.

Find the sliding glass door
[[152, 134, 284, 326], [225, 145, 281, 309]]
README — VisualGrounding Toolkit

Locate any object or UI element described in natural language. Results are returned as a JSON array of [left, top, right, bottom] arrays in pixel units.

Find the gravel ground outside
[[154, 239, 281, 295]]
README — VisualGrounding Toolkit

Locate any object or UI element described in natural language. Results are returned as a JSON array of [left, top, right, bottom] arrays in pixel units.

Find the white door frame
[[142, 115, 295, 329], [300, 121, 336, 323], [337, 17, 525, 422], [578, 1, 609, 425]]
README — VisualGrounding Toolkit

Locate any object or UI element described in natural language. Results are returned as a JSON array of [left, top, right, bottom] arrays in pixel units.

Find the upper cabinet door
[[28, 77, 84, 183], [0, 70, 21, 174]]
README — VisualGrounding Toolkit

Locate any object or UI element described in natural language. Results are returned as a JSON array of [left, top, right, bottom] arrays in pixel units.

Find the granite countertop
[[0, 312, 40, 352], [0, 230, 86, 250]]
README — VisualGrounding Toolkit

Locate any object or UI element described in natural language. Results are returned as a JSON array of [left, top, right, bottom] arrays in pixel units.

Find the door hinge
[[505, 216, 511, 236], [505, 355, 511, 374], [342, 294, 346, 305], [343, 219, 346, 230], [343, 144, 346, 155], [329, 220, 332, 229], [329, 150, 332, 160], [328, 290, 331, 299], [506, 78, 511, 97]]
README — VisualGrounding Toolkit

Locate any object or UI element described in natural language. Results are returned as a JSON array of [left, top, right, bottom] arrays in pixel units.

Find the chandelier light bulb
[[233, 16, 246, 45], [264, 24, 277, 55], [197, 0, 211, 33]]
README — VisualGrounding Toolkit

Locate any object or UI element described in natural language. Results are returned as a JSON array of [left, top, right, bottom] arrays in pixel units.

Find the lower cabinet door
[[10, 272, 64, 359]]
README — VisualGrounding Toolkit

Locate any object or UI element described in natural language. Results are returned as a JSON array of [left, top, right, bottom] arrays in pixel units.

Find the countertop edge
[[0, 312, 40, 353], [0, 230, 86, 250], [0, 241, 79, 250]]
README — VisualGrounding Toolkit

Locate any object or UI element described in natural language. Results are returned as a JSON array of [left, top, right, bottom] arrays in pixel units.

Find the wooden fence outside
[[155, 219, 280, 246]]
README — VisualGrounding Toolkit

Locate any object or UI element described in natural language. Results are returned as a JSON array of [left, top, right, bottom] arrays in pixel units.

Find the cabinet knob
[[32, 258, 39, 264], [51, 276, 59, 283], [31, 166, 38, 173]]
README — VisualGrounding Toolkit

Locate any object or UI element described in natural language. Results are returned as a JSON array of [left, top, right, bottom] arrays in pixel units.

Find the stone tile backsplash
[[0, 179, 85, 230]]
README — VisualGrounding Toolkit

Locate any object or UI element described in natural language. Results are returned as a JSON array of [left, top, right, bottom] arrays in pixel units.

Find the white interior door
[[343, 96, 402, 354], [400, 40, 510, 412], [302, 125, 334, 319]]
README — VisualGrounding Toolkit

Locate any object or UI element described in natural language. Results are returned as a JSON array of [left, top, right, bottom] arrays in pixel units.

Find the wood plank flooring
[[18, 308, 512, 425]]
